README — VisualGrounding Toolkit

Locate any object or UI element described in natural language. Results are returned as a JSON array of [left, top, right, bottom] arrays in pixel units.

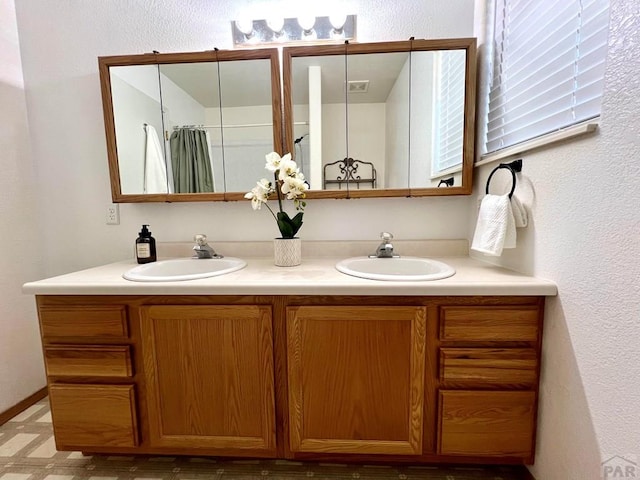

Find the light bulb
[[235, 19, 254, 36], [266, 17, 285, 33], [329, 14, 347, 31], [297, 15, 316, 33]]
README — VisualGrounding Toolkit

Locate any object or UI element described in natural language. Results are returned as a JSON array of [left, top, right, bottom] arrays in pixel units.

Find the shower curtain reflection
[[169, 128, 215, 193]]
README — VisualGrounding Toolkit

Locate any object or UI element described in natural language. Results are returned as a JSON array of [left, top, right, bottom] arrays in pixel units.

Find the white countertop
[[22, 241, 557, 297]]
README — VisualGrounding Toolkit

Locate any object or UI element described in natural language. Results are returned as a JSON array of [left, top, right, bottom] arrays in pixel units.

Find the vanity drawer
[[39, 305, 128, 339], [44, 345, 133, 378], [438, 390, 536, 458], [439, 348, 537, 387], [440, 306, 539, 342], [49, 384, 139, 448]]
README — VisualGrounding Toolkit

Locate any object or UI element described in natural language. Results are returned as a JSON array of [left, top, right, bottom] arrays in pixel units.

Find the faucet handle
[[194, 234, 208, 246], [380, 232, 393, 242]]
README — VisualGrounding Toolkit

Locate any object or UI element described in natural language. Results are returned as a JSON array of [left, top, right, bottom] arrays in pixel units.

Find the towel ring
[[438, 177, 454, 187], [485, 159, 522, 199]]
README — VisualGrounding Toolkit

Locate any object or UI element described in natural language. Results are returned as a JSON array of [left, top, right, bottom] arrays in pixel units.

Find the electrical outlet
[[106, 204, 120, 225]]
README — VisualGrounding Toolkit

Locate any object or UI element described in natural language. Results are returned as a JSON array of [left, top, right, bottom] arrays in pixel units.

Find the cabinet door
[[49, 384, 138, 449], [287, 306, 426, 455], [140, 305, 276, 454], [438, 390, 536, 459]]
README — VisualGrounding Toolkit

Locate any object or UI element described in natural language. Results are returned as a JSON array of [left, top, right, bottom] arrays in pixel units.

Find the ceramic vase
[[273, 237, 301, 267]]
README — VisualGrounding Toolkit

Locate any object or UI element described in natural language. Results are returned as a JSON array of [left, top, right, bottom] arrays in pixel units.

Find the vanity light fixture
[[231, 15, 356, 47]]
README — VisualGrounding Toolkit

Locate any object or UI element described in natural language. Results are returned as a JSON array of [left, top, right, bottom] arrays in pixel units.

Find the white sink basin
[[123, 257, 246, 282], [336, 256, 455, 281]]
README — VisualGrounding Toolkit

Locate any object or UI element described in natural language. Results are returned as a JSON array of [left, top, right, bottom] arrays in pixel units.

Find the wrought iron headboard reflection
[[323, 157, 377, 190]]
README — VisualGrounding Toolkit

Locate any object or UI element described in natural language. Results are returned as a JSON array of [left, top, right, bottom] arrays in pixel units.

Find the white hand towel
[[511, 194, 528, 228], [471, 194, 517, 256], [144, 124, 169, 194]]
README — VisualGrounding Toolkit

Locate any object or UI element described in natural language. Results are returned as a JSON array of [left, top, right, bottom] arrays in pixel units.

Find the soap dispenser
[[136, 224, 157, 264]]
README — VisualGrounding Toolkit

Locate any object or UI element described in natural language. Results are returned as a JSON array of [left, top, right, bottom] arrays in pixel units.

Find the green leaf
[[289, 212, 303, 237], [276, 211, 304, 239], [290, 212, 304, 229]]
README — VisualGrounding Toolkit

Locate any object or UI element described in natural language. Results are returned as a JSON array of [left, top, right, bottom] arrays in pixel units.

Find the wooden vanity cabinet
[[436, 304, 542, 463], [36, 297, 278, 457], [37, 301, 139, 450], [35, 295, 544, 464]]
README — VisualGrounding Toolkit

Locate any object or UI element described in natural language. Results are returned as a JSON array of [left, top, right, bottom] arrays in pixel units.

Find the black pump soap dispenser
[[136, 224, 157, 264]]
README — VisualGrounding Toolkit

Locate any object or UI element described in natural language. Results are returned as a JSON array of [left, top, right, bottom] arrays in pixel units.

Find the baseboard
[[0, 386, 48, 426]]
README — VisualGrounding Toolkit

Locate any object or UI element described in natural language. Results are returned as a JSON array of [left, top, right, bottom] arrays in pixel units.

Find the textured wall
[[14, 2, 640, 479], [13, 0, 475, 277], [0, 0, 45, 412], [469, 0, 640, 478]]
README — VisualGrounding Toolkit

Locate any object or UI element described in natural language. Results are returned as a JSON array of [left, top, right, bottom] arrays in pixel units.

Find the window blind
[[485, 0, 609, 154], [432, 50, 467, 174]]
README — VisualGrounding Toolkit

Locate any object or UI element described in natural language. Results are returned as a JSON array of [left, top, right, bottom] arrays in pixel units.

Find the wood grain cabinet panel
[[440, 306, 539, 342], [286, 306, 426, 455], [49, 384, 138, 448], [34, 295, 545, 464], [438, 390, 536, 459], [440, 348, 537, 387], [39, 305, 128, 339], [140, 305, 276, 454], [44, 345, 133, 377]]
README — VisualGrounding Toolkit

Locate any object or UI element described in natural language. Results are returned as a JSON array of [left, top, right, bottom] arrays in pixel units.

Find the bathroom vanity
[[24, 250, 556, 466]]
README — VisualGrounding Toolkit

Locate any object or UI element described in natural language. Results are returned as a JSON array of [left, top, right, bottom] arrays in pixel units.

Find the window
[[432, 50, 467, 176], [484, 0, 609, 155]]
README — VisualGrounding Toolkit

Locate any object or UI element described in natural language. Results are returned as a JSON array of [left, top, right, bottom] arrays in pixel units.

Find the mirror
[[98, 40, 475, 202], [99, 49, 283, 202], [283, 38, 476, 198]]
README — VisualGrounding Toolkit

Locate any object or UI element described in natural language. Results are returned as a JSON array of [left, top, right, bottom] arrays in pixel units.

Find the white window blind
[[432, 50, 467, 175], [485, 0, 609, 154]]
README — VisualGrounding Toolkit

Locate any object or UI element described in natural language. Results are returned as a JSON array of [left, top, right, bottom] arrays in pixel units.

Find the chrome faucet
[[192, 234, 223, 259], [369, 232, 400, 258]]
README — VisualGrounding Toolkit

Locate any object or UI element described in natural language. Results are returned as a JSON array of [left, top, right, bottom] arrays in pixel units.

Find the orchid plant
[[244, 152, 309, 239]]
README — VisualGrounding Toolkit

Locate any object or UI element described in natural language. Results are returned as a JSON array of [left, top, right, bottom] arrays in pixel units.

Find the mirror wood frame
[[98, 39, 476, 203], [283, 38, 477, 199], [98, 48, 283, 203]]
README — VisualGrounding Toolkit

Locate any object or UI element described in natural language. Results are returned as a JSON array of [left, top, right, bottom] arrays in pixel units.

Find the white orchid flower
[[265, 152, 291, 172], [278, 157, 300, 181], [281, 175, 308, 200], [256, 178, 273, 194], [246, 152, 308, 238], [244, 178, 273, 210]]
